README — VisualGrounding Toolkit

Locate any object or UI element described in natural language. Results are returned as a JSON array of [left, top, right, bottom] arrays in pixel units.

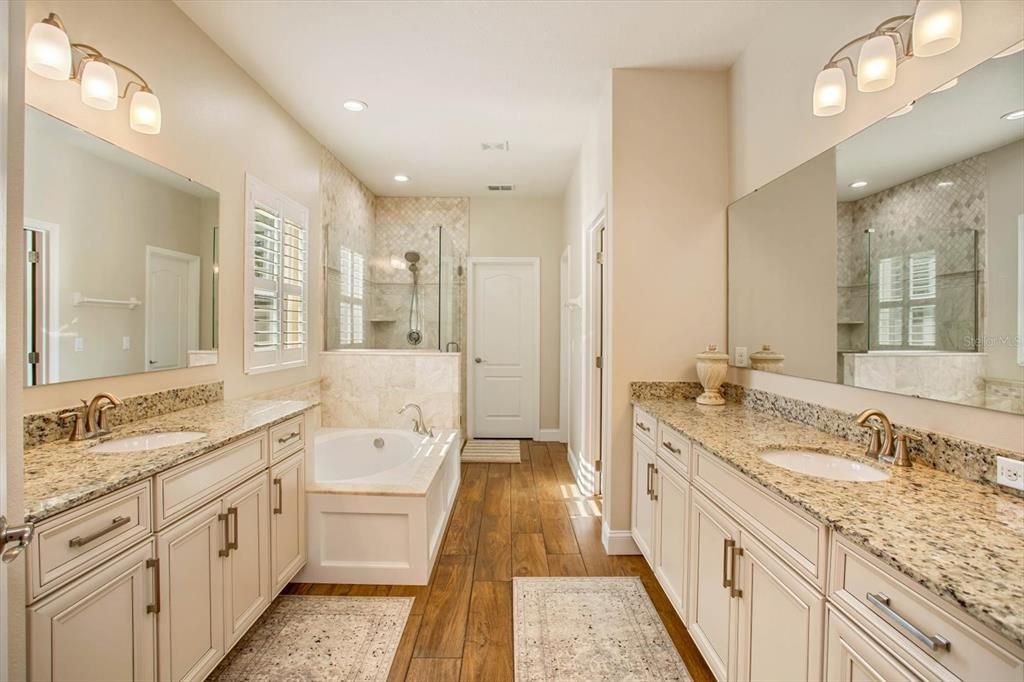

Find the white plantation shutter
[[909, 251, 936, 300], [877, 307, 902, 346], [337, 246, 366, 346], [245, 175, 309, 373], [909, 305, 936, 347], [878, 257, 902, 302]]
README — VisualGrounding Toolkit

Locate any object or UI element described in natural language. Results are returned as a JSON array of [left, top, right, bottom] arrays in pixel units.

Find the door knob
[[0, 515, 35, 563], [475, 357, 483, 364]]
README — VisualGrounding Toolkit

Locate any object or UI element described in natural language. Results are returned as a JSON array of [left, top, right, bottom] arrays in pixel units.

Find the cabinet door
[[29, 541, 157, 682], [270, 451, 306, 593], [687, 488, 742, 682], [631, 438, 656, 562], [653, 459, 689, 621], [157, 499, 225, 682], [825, 607, 919, 682], [222, 473, 272, 647], [736, 531, 825, 682]]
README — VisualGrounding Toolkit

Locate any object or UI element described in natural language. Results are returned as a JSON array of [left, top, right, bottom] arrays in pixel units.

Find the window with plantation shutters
[[245, 175, 309, 373]]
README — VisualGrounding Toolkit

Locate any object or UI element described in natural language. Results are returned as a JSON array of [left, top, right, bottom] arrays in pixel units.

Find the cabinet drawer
[[30, 481, 153, 602], [693, 445, 828, 590], [155, 432, 268, 528], [830, 537, 1024, 682], [269, 416, 304, 463], [657, 422, 690, 477], [633, 406, 657, 446]]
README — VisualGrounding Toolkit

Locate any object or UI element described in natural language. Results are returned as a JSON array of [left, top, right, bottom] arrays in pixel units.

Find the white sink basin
[[91, 432, 207, 453], [760, 450, 889, 482]]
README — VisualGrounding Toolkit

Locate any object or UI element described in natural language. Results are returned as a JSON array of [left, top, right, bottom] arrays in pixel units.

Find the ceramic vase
[[696, 344, 729, 405], [750, 345, 785, 373]]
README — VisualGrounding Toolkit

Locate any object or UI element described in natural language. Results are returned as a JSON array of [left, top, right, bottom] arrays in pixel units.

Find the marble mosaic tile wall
[[24, 381, 224, 448], [320, 351, 461, 430]]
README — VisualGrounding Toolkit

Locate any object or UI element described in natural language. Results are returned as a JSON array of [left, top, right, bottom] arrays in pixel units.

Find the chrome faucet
[[60, 393, 123, 442], [854, 408, 914, 467], [398, 403, 432, 437]]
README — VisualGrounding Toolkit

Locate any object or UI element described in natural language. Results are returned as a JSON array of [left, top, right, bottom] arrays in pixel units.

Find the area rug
[[513, 577, 692, 681], [208, 595, 412, 681], [462, 438, 521, 463]]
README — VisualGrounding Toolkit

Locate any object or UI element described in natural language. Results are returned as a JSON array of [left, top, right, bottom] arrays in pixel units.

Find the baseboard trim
[[567, 446, 598, 497], [602, 523, 640, 556], [535, 428, 563, 442]]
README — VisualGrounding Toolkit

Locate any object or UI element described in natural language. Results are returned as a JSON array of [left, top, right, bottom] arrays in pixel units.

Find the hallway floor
[[286, 441, 714, 681]]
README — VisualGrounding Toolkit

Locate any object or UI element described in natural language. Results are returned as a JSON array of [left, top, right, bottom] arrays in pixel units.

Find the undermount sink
[[760, 450, 890, 482], [90, 431, 207, 453]]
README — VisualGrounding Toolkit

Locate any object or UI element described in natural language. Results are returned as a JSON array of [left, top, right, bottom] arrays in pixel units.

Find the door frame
[[144, 245, 200, 372], [466, 256, 541, 440], [24, 219, 60, 384], [559, 248, 569, 443], [584, 210, 607, 495]]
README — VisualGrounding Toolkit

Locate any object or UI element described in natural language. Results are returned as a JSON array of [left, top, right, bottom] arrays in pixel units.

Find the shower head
[[404, 251, 421, 264]]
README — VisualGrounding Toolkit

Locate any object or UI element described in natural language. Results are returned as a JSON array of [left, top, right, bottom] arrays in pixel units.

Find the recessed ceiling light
[[850, 180, 868, 189], [937, 181, 954, 188], [886, 103, 914, 118], [394, 174, 410, 182], [1001, 109, 1024, 121], [931, 78, 958, 93], [342, 100, 367, 112], [993, 40, 1024, 59]]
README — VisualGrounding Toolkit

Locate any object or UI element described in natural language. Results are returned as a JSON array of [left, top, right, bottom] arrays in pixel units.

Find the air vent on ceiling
[[481, 141, 510, 151], [487, 184, 516, 192]]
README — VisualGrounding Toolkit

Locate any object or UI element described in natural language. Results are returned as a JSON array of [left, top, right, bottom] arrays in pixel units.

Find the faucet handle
[[58, 407, 88, 442], [858, 423, 883, 458], [97, 404, 118, 434], [892, 432, 921, 468]]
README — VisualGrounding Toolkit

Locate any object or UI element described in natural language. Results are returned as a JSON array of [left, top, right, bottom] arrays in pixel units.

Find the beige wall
[[728, 148, 838, 382], [608, 69, 731, 533], [469, 196, 562, 431], [22, 0, 323, 412], [984, 140, 1024, 382], [729, 0, 1024, 452]]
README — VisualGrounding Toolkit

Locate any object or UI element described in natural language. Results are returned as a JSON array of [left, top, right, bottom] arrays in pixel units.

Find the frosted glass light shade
[[913, 0, 962, 57], [813, 67, 847, 117], [26, 20, 71, 80], [857, 35, 898, 92], [130, 90, 161, 134], [80, 59, 118, 110]]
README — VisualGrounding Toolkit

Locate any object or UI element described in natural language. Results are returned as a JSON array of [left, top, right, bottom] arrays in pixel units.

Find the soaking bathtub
[[296, 427, 462, 585]]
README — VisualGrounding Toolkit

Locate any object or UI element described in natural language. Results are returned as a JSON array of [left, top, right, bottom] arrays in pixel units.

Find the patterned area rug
[[208, 596, 412, 681], [462, 438, 521, 463], [513, 577, 692, 682]]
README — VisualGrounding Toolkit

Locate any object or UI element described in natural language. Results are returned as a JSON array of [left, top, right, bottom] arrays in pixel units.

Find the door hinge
[[27, 351, 40, 364], [595, 356, 603, 369], [596, 251, 605, 265], [27, 250, 39, 264], [595, 459, 602, 472]]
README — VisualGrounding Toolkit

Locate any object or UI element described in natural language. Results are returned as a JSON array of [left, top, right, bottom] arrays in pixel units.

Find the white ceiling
[[175, 0, 775, 197], [836, 51, 1024, 201]]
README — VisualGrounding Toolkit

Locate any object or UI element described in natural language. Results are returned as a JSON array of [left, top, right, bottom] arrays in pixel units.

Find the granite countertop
[[632, 396, 1024, 648], [24, 398, 316, 524]]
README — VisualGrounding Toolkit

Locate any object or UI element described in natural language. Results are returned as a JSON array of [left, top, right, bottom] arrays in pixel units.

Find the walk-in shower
[[324, 221, 462, 351]]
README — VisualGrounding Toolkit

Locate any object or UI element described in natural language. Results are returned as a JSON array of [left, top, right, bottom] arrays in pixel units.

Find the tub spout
[[398, 403, 432, 437]]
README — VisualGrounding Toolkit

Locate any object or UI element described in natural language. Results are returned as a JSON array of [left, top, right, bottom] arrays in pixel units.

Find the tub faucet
[[398, 403, 433, 437]]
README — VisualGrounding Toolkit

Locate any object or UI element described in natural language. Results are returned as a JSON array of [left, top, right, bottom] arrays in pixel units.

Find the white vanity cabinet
[[631, 437, 657, 562], [27, 412, 310, 682]]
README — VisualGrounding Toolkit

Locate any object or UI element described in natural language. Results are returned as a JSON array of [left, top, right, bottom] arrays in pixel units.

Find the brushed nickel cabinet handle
[[646, 462, 654, 497], [723, 538, 734, 588], [277, 431, 301, 445], [651, 466, 659, 501], [867, 592, 950, 652], [662, 441, 681, 455], [273, 478, 283, 514], [227, 507, 239, 551], [69, 515, 130, 548], [636, 421, 651, 433], [146, 558, 160, 614], [218, 513, 230, 557], [730, 545, 744, 598]]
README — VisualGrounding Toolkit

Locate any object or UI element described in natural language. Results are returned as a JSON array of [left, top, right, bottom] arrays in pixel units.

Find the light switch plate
[[74, 336, 84, 352], [122, 336, 131, 350], [996, 456, 1024, 492], [734, 346, 748, 367]]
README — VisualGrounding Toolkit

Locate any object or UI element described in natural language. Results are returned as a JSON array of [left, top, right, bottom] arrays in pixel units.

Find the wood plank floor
[[285, 441, 714, 682]]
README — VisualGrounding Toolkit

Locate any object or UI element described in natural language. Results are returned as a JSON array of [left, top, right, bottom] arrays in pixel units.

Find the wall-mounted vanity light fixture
[[26, 13, 161, 134], [812, 0, 962, 117]]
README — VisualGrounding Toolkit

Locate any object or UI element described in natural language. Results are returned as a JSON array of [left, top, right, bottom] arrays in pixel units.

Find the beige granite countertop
[[633, 397, 1024, 648], [24, 398, 316, 524]]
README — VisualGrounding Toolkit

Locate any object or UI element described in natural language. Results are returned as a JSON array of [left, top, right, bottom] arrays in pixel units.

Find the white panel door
[[654, 459, 689, 621], [469, 259, 539, 438], [146, 247, 198, 372], [222, 474, 271, 647], [631, 439, 656, 562], [270, 452, 306, 593]]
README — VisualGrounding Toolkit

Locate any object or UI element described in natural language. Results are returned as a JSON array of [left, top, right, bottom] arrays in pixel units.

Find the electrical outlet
[[122, 336, 131, 350], [996, 456, 1024, 492], [734, 346, 748, 367], [74, 336, 84, 352]]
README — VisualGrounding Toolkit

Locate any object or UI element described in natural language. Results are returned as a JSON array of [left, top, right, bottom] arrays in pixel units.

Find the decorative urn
[[696, 344, 729, 406], [750, 345, 785, 373]]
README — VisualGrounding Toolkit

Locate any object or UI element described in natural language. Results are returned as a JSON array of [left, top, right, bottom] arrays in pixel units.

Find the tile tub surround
[[24, 381, 224, 448], [631, 395, 1024, 648], [23, 398, 315, 523], [320, 350, 461, 431]]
